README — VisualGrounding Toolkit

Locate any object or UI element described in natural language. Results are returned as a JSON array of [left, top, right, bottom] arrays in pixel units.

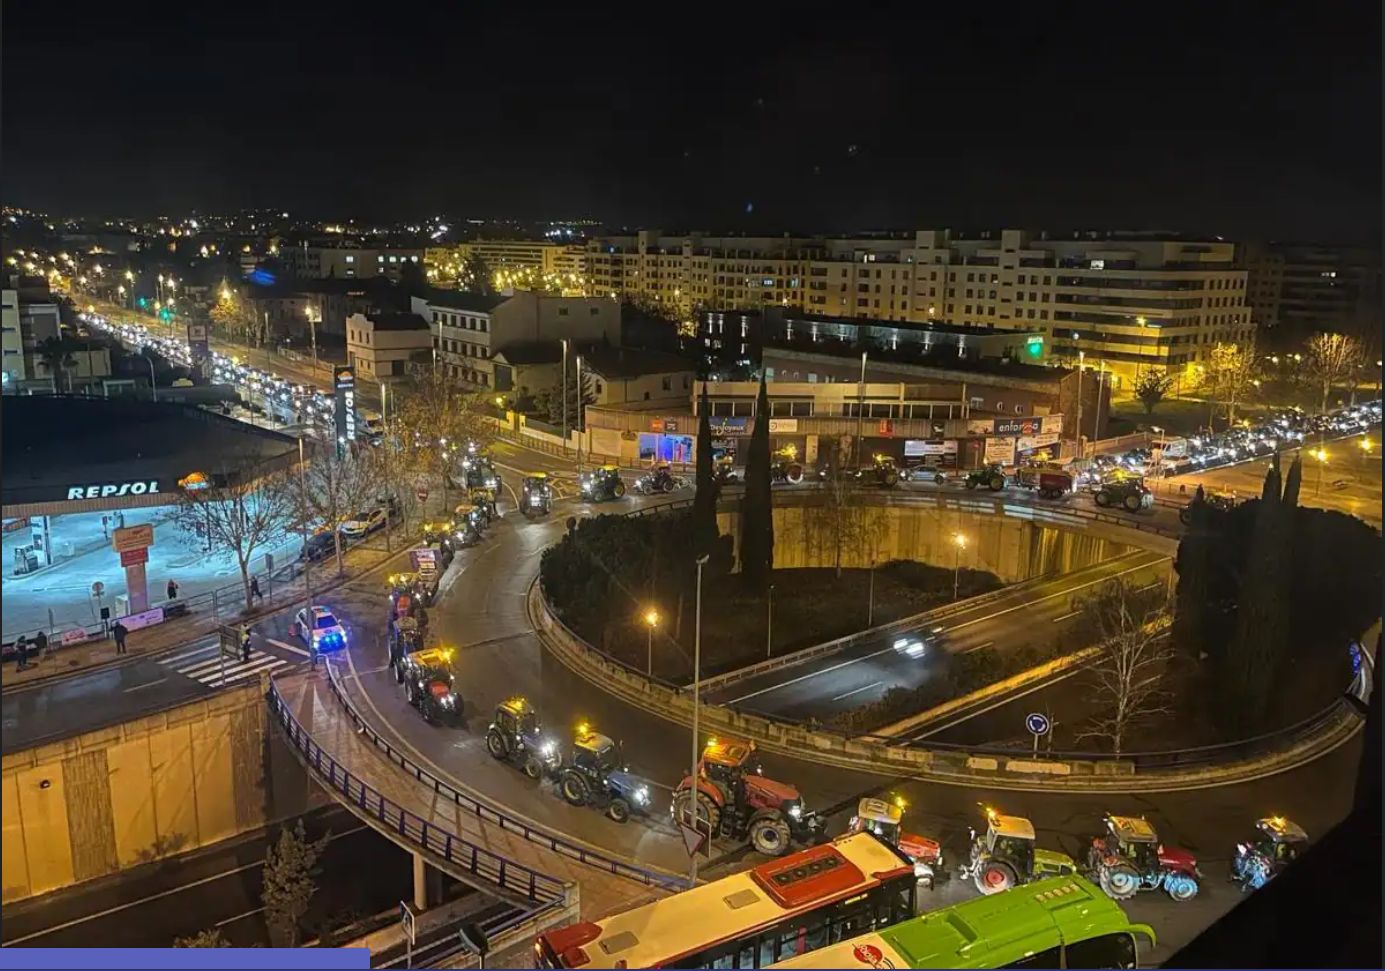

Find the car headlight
[[634, 785, 650, 805], [788, 804, 803, 820]]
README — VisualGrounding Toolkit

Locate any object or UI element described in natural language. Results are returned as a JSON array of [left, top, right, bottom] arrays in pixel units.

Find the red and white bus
[[534, 833, 917, 969]]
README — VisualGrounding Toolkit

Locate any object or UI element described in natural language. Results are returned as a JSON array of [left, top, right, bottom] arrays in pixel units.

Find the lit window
[[345, 256, 355, 263]]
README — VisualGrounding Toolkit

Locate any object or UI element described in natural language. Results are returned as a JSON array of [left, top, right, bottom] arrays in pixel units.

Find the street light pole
[[1074, 349, 1085, 459], [766, 584, 774, 658], [867, 559, 876, 627], [953, 533, 967, 601], [575, 354, 584, 474], [690, 552, 710, 888], [855, 350, 867, 466], [644, 608, 659, 677], [146, 355, 158, 402], [297, 436, 315, 665], [561, 339, 569, 454]]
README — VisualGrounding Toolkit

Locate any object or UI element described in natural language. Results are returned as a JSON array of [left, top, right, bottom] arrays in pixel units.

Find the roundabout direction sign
[[1025, 711, 1051, 757]]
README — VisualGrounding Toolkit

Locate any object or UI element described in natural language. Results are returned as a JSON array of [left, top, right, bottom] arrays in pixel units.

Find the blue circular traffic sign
[[1025, 712, 1051, 736]]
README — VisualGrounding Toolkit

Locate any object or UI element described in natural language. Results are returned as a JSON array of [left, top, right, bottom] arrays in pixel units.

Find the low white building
[[345, 312, 432, 383]]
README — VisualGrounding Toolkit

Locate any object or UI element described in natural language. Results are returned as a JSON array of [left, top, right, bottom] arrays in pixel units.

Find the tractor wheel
[[404, 680, 417, 704], [1165, 873, 1200, 902], [660, 479, 674, 493], [559, 771, 590, 806], [486, 729, 509, 760], [393, 658, 404, 683], [882, 471, 899, 488], [750, 816, 793, 857], [988, 475, 1005, 491], [523, 754, 544, 779], [1099, 864, 1141, 901], [614, 481, 627, 498], [671, 788, 721, 838], [1179, 507, 1193, 525], [787, 464, 804, 484], [965, 479, 978, 490], [974, 860, 1018, 895], [1094, 491, 1112, 508], [607, 797, 632, 823]]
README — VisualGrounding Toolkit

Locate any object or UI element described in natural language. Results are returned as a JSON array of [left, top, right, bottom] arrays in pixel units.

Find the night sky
[[3, 3, 1379, 240]]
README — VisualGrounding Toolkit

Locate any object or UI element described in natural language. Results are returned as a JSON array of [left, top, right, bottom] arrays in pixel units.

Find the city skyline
[[3, 3, 1379, 242]]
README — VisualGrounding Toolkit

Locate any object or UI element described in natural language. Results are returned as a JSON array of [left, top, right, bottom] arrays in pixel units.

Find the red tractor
[[1087, 814, 1202, 902], [671, 736, 825, 856], [846, 797, 943, 888]]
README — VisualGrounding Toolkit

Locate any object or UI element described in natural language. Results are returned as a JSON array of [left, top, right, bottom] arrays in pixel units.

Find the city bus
[[765, 876, 1155, 970], [533, 833, 917, 969]]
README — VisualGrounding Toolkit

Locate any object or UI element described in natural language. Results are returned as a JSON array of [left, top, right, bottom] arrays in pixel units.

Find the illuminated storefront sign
[[66, 481, 161, 500]]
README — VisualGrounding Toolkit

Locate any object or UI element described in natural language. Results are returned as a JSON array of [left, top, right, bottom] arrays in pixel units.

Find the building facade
[[1, 289, 23, 389], [282, 244, 424, 281], [586, 228, 1254, 387], [1241, 241, 1381, 353], [424, 241, 587, 292], [345, 312, 432, 382]]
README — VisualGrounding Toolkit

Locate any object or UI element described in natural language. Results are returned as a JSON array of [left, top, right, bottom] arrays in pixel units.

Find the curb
[[530, 576, 1366, 793]]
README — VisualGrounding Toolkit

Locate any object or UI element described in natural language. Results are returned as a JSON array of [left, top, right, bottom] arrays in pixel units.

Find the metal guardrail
[[267, 677, 568, 904], [320, 661, 686, 891], [372, 900, 555, 969]]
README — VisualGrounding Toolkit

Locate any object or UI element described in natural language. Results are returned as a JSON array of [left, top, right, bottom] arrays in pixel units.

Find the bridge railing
[[267, 677, 568, 904], [318, 662, 686, 891]]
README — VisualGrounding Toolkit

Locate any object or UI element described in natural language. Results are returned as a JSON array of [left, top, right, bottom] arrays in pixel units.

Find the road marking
[[968, 641, 995, 652], [943, 556, 1169, 633], [908, 666, 1085, 739], [213, 906, 265, 929], [1051, 610, 1081, 623], [1135, 581, 1162, 593], [724, 645, 903, 704], [267, 637, 312, 657], [1, 825, 367, 946], [831, 681, 882, 702], [122, 678, 165, 693]]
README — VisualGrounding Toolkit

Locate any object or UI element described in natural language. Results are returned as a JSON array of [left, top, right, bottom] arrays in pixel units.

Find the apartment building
[[424, 241, 587, 292], [1, 289, 22, 388], [586, 228, 1254, 387], [345, 312, 432, 382], [1241, 241, 1381, 352], [409, 289, 619, 389], [282, 244, 424, 281]]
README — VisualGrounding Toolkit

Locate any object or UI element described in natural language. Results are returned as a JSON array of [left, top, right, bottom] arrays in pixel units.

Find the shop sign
[[984, 437, 1016, 465], [1017, 432, 1060, 452], [994, 417, 1045, 437], [67, 481, 161, 500], [904, 439, 957, 457], [120, 547, 149, 567], [877, 419, 895, 436], [112, 524, 155, 553], [334, 366, 357, 448], [707, 417, 749, 436], [767, 418, 798, 433], [178, 471, 212, 491], [966, 419, 995, 436], [121, 606, 166, 632]]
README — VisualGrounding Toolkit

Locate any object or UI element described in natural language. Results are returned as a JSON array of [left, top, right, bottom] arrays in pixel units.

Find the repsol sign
[[66, 481, 161, 500]]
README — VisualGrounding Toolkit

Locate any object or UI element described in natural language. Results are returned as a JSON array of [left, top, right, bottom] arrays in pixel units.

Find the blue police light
[[248, 268, 277, 286]]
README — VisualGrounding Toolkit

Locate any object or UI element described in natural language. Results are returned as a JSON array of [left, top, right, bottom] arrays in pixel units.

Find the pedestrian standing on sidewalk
[[241, 627, 253, 663], [250, 575, 263, 604], [112, 621, 128, 655], [166, 578, 180, 600], [14, 634, 29, 670], [34, 629, 49, 661]]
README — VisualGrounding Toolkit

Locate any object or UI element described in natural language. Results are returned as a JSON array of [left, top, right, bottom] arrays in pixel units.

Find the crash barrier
[[695, 573, 1063, 695], [373, 899, 568, 970], [266, 676, 570, 905], [1083, 431, 1153, 458], [533, 577, 1365, 790], [320, 661, 687, 891]]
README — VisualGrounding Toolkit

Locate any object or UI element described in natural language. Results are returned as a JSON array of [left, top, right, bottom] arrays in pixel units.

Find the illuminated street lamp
[[1312, 447, 1329, 497], [643, 608, 660, 676], [952, 533, 968, 601]]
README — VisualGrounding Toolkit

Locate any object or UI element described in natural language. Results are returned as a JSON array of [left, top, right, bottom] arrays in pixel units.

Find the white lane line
[[1, 826, 367, 946], [910, 666, 1085, 739], [267, 637, 312, 657], [831, 681, 883, 702], [968, 641, 995, 652], [1135, 581, 1162, 593], [213, 906, 265, 929], [725, 555, 1168, 704], [1051, 610, 1081, 623], [122, 678, 166, 693]]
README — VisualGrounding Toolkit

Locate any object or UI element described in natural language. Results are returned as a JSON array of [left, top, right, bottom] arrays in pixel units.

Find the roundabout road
[[254, 473, 1362, 963]]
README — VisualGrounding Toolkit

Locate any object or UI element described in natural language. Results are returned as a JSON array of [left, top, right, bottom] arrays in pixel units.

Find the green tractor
[[394, 643, 462, 726], [964, 463, 1008, 491], [1093, 474, 1154, 513], [957, 806, 1077, 894]]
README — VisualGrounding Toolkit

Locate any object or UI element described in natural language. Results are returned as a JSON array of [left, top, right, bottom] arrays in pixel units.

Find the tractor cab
[[848, 797, 943, 888], [572, 724, 622, 776], [487, 696, 562, 777], [982, 811, 1037, 875], [495, 696, 542, 741], [397, 645, 461, 724], [388, 616, 426, 666], [1105, 814, 1160, 870], [698, 735, 762, 788], [1255, 816, 1308, 862], [522, 472, 550, 494]]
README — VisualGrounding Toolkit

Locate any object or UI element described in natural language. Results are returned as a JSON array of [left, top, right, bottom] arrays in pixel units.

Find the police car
[[295, 606, 348, 653]]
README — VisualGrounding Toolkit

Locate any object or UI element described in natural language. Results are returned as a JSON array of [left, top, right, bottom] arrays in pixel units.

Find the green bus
[[765, 876, 1155, 970]]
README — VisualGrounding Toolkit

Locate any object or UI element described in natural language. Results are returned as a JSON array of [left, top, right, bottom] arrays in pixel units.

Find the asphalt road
[[255, 468, 1363, 963], [1, 807, 411, 949], [705, 550, 1171, 721]]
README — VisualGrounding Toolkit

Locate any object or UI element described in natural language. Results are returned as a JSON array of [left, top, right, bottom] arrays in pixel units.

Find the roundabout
[[259, 446, 1369, 965]]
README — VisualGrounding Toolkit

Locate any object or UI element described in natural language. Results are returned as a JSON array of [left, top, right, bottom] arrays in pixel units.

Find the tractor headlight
[[788, 804, 803, 820], [540, 740, 556, 758], [441, 693, 456, 708], [634, 786, 650, 806]]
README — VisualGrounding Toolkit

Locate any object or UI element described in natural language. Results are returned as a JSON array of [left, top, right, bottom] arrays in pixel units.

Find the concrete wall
[[1, 677, 324, 904], [716, 500, 1133, 582]]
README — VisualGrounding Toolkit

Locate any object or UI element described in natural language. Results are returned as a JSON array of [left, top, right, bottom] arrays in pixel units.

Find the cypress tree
[[738, 373, 774, 590], [691, 383, 719, 559], [1172, 485, 1213, 659]]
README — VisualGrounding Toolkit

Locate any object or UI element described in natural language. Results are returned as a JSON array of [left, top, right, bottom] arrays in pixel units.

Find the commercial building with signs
[[585, 228, 1253, 387], [584, 346, 1101, 470]]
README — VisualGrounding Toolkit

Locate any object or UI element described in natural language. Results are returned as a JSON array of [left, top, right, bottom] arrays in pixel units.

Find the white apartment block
[[1, 289, 23, 389], [424, 241, 587, 291], [586, 228, 1255, 387]]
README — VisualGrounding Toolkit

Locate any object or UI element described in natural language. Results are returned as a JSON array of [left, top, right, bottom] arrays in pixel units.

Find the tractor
[[395, 645, 462, 725], [769, 446, 805, 485], [713, 455, 739, 484], [670, 736, 825, 857], [1230, 816, 1308, 892], [1179, 489, 1241, 525], [1086, 814, 1201, 902], [1011, 464, 1075, 500], [387, 616, 427, 672], [957, 806, 1077, 895], [634, 465, 682, 495], [555, 723, 655, 823], [521, 473, 553, 517], [579, 465, 627, 502], [964, 464, 1008, 491], [486, 697, 563, 779], [461, 452, 501, 498], [852, 454, 901, 488], [846, 797, 943, 888], [1093, 475, 1154, 512]]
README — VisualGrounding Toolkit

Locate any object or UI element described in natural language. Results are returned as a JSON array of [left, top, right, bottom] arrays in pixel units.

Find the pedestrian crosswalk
[[157, 642, 294, 688]]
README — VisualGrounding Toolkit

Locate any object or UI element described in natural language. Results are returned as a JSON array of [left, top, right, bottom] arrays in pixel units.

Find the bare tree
[[805, 440, 887, 577], [393, 372, 499, 502], [1073, 577, 1173, 756], [172, 459, 297, 610], [1306, 331, 1364, 413], [1133, 369, 1173, 416], [1203, 341, 1259, 428], [293, 440, 386, 574]]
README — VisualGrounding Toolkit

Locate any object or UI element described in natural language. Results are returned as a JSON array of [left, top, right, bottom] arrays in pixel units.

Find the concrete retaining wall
[[1, 676, 325, 903], [715, 500, 1134, 582]]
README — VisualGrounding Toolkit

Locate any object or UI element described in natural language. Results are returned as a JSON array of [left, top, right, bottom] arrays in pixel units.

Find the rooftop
[[766, 343, 1072, 385], [581, 345, 694, 379], [418, 287, 508, 314], [493, 341, 564, 366], [361, 312, 429, 332], [770, 309, 1039, 340]]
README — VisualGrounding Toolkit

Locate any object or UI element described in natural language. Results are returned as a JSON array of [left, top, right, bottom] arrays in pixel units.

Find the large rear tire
[[559, 771, 590, 806], [486, 729, 508, 760], [750, 816, 793, 856], [974, 860, 1018, 895], [614, 481, 627, 498], [883, 471, 900, 488], [1179, 507, 1193, 525], [405, 680, 416, 705], [1123, 494, 1142, 512], [988, 476, 1005, 491], [1099, 864, 1141, 901], [671, 788, 722, 839], [1095, 491, 1112, 508]]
